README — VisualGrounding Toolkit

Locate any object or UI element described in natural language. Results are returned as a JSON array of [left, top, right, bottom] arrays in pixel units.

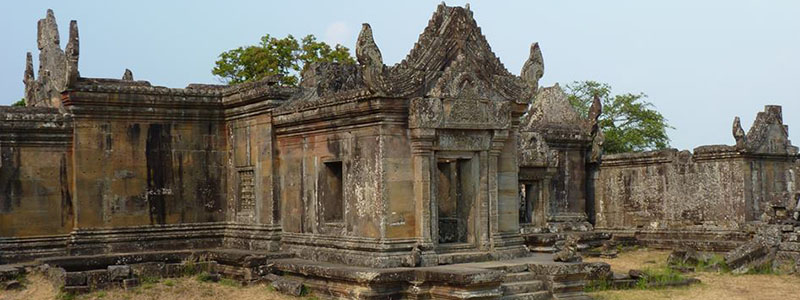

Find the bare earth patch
[[585, 248, 800, 300], [0, 273, 300, 300]]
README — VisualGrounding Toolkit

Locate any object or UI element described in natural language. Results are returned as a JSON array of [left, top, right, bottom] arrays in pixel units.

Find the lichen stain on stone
[[0, 147, 22, 213], [59, 154, 73, 226], [145, 124, 173, 225]]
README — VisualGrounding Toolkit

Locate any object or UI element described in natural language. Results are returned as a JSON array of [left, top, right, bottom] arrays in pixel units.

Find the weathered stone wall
[[65, 85, 227, 229], [0, 107, 73, 237], [596, 106, 799, 232], [597, 147, 799, 230], [274, 118, 386, 239], [596, 148, 748, 230]]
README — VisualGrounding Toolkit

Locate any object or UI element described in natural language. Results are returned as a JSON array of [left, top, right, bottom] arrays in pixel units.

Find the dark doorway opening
[[436, 158, 474, 244]]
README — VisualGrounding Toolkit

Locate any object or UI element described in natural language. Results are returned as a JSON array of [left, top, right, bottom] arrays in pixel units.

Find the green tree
[[565, 81, 672, 154], [212, 34, 355, 86], [12, 98, 25, 107]]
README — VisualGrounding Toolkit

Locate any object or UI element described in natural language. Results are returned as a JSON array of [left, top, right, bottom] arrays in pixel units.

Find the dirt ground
[[0, 274, 299, 300], [585, 249, 800, 300]]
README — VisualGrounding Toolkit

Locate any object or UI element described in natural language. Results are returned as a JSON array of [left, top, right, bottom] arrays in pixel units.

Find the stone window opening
[[320, 160, 344, 224], [237, 169, 256, 213]]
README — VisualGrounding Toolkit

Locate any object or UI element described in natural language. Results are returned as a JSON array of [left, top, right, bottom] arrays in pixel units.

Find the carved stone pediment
[[520, 84, 589, 134]]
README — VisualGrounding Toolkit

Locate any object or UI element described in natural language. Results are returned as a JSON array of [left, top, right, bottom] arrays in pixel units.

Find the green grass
[[11, 272, 30, 289], [183, 261, 200, 276], [139, 275, 160, 284], [636, 266, 688, 289], [218, 278, 240, 287], [584, 278, 615, 292], [744, 262, 777, 275], [195, 272, 216, 283], [56, 290, 77, 300], [163, 279, 175, 287], [300, 285, 312, 296], [697, 254, 730, 272]]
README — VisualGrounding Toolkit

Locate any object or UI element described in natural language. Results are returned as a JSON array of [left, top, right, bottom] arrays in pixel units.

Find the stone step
[[488, 264, 529, 273], [552, 280, 585, 294], [505, 271, 538, 282], [502, 280, 545, 295], [500, 290, 551, 300], [553, 292, 593, 300]]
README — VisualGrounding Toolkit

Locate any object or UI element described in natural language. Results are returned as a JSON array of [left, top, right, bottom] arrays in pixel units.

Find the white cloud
[[324, 21, 349, 46]]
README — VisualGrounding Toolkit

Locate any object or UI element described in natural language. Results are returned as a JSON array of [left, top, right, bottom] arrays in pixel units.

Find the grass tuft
[[584, 278, 614, 292], [163, 279, 176, 287], [219, 278, 240, 287], [195, 272, 216, 283]]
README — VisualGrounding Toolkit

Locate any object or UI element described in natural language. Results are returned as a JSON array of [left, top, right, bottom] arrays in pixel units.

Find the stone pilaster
[[411, 128, 436, 250]]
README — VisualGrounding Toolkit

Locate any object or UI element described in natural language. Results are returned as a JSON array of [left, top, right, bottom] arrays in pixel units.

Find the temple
[[1, 4, 798, 299]]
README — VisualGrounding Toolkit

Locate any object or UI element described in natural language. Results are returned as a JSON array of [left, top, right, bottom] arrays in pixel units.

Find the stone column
[[411, 128, 436, 250]]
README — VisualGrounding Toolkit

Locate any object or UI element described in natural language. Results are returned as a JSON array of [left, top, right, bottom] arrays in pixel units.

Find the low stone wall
[[596, 147, 798, 232]]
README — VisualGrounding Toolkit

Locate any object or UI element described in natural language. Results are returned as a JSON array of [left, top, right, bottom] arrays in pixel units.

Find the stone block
[[107, 265, 131, 281], [628, 269, 647, 280], [64, 272, 87, 286], [85, 269, 110, 289], [123, 278, 139, 290], [130, 262, 166, 278], [271, 278, 304, 296], [2, 280, 22, 290]]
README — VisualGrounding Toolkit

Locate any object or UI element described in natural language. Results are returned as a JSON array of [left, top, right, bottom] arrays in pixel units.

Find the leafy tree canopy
[[565, 80, 672, 154], [212, 34, 355, 86], [12, 98, 25, 107]]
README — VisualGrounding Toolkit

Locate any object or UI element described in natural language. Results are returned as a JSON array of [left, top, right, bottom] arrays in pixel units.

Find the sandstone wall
[[0, 107, 73, 237], [275, 124, 383, 238], [65, 86, 228, 229], [596, 146, 798, 230]]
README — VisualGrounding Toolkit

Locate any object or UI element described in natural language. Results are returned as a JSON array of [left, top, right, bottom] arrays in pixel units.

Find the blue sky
[[1, 1, 798, 150]]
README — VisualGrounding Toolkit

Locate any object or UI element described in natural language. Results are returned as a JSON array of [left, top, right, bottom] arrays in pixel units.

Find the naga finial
[[733, 116, 746, 149], [521, 42, 544, 93], [356, 23, 386, 94]]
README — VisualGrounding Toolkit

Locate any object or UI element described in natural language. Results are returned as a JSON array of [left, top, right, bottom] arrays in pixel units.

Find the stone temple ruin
[[1, 4, 798, 299]]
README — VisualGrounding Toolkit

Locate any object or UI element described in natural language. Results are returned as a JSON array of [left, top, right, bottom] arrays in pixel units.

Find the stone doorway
[[519, 179, 546, 228], [435, 153, 477, 245]]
